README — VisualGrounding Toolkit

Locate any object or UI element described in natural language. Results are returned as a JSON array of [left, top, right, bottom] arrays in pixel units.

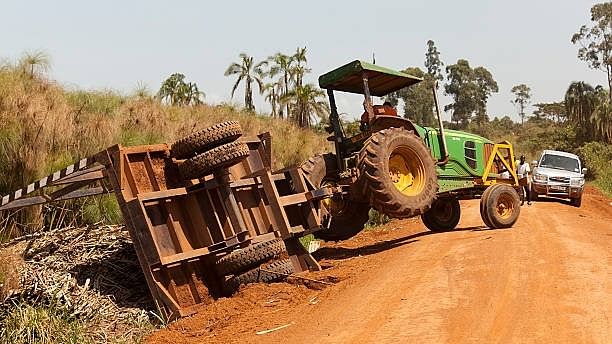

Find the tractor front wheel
[[482, 184, 521, 228], [421, 197, 461, 232]]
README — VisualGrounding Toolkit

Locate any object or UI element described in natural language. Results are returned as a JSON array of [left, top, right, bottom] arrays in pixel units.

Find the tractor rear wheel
[[482, 184, 521, 228], [301, 154, 370, 241], [358, 127, 438, 218], [421, 197, 461, 232], [171, 121, 243, 159]]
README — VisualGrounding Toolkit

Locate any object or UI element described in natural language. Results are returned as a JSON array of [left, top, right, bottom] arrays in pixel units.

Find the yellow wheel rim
[[496, 193, 515, 219], [388, 147, 426, 196]]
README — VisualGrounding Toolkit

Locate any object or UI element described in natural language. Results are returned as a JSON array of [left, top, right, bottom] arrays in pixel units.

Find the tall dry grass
[[0, 63, 330, 237]]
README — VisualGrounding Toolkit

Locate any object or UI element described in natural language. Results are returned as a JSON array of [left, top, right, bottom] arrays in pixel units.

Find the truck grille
[[549, 176, 570, 183]]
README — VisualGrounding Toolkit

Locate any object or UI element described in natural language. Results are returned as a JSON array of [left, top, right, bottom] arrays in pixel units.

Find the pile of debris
[[0, 224, 157, 342]]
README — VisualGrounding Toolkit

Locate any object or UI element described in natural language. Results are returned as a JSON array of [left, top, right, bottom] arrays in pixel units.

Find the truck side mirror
[[582, 168, 587, 174], [531, 160, 538, 166]]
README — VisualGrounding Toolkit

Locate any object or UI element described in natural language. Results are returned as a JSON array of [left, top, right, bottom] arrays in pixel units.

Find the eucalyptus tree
[[510, 84, 532, 124], [424, 40, 444, 85], [444, 59, 498, 128], [225, 53, 265, 111], [571, 2, 612, 101]]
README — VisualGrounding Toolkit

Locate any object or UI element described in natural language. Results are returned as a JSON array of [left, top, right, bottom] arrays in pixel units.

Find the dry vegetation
[[0, 62, 329, 237], [0, 58, 329, 342]]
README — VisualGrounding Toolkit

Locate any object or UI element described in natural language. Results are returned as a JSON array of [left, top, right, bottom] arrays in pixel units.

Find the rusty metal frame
[[0, 134, 334, 320]]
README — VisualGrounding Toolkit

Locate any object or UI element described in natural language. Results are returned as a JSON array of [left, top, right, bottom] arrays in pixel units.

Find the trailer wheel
[[421, 197, 461, 232], [480, 186, 495, 228], [301, 154, 370, 241], [179, 141, 249, 180], [483, 184, 521, 228], [224, 259, 294, 295], [215, 238, 285, 276], [358, 127, 438, 218], [171, 121, 243, 159]]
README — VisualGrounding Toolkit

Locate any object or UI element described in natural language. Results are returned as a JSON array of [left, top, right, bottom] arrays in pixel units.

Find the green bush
[[577, 141, 612, 195]]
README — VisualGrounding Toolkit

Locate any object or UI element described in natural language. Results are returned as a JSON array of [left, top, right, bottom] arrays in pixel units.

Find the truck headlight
[[570, 178, 584, 187], [534, 173, 547, 182]]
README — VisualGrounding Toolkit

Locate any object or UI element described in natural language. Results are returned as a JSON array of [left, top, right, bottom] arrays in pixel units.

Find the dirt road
[[148, 186, 612, 344]]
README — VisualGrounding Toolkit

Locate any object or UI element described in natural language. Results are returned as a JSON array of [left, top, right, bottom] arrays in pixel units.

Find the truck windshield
[[539, 154, 580, 172]]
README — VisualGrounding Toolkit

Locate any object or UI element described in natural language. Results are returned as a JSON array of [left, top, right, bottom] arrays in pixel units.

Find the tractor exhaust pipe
[[433, 82, 449, 166]]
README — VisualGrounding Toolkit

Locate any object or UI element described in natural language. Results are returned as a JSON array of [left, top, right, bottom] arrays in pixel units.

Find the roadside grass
[[0, 303, 91, 344]]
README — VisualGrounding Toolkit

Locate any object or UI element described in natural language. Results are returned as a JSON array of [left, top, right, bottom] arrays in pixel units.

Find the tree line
[[154, 2, 610, 138]]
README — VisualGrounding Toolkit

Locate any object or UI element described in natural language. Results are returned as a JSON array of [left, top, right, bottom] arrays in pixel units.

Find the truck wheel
[[421, 197, 460, 232], [570, 196, 582, 207], [358, 127, 438, 218], [171, 121, 243, 159], [480, 186, 495, 228], [483, 184, 521, 228], [224, 259, 294, 295], [179, 141, 249, 180], [301, 154, 370, 241], [215, 238, 285, 276]]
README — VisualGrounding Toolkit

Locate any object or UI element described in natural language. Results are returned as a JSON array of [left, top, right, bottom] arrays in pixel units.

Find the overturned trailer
[[0, 125, 336, 319]]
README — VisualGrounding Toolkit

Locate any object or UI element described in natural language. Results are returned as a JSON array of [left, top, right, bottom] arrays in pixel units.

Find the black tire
[[480, 186, 495, 228], [171, 121, 243, 159], [215, 238, 285, 276], [301, 154, 370, 241], [484, 184, 521, 229], [358, 127, 438, 218], [224, 259, 294, 294], [421, 197, 461, 232], [179, 141, 249, 180], [570, 196, 582, 207]]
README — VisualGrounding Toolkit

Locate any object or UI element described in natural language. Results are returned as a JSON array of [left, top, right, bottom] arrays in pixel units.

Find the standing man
[[516, 155, 531, 205]]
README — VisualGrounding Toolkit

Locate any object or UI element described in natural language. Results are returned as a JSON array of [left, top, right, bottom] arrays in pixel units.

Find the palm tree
[[279, 84, 329, 127], [564, 81, 597, 128], [157, 73, 204, 105], [224, 53, 265, 111], [267, 53, 294, 117], [591, 87, 611, 142], [186, 82, 205, 105], [291, 47, 310, 89], [262, 82, 281, 117], [19, 50, 50, 78]]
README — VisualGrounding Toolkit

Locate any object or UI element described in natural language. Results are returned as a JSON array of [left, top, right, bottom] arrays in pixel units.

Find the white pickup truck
[[531, 150, 586, 207]]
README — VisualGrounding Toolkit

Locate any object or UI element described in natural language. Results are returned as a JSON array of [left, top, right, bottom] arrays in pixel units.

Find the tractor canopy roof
[[318, 60, 422, 96]]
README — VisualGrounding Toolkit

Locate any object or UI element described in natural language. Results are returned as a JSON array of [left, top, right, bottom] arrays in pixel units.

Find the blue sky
[[2, 0, 607, 122]]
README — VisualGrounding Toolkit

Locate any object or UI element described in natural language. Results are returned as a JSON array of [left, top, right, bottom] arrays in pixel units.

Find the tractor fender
[[370, 116, 420, 137]]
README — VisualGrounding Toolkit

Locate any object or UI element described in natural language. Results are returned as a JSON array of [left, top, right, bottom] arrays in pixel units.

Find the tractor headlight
[[570, 178, 584, 187], [534, 173, 547, 182]]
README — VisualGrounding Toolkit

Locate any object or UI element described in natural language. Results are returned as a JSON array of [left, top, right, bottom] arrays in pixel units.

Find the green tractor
[[301, 60, 523, 241]]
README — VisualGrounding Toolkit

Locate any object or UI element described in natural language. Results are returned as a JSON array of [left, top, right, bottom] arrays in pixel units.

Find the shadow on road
[[315, 225, 496, 261]]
